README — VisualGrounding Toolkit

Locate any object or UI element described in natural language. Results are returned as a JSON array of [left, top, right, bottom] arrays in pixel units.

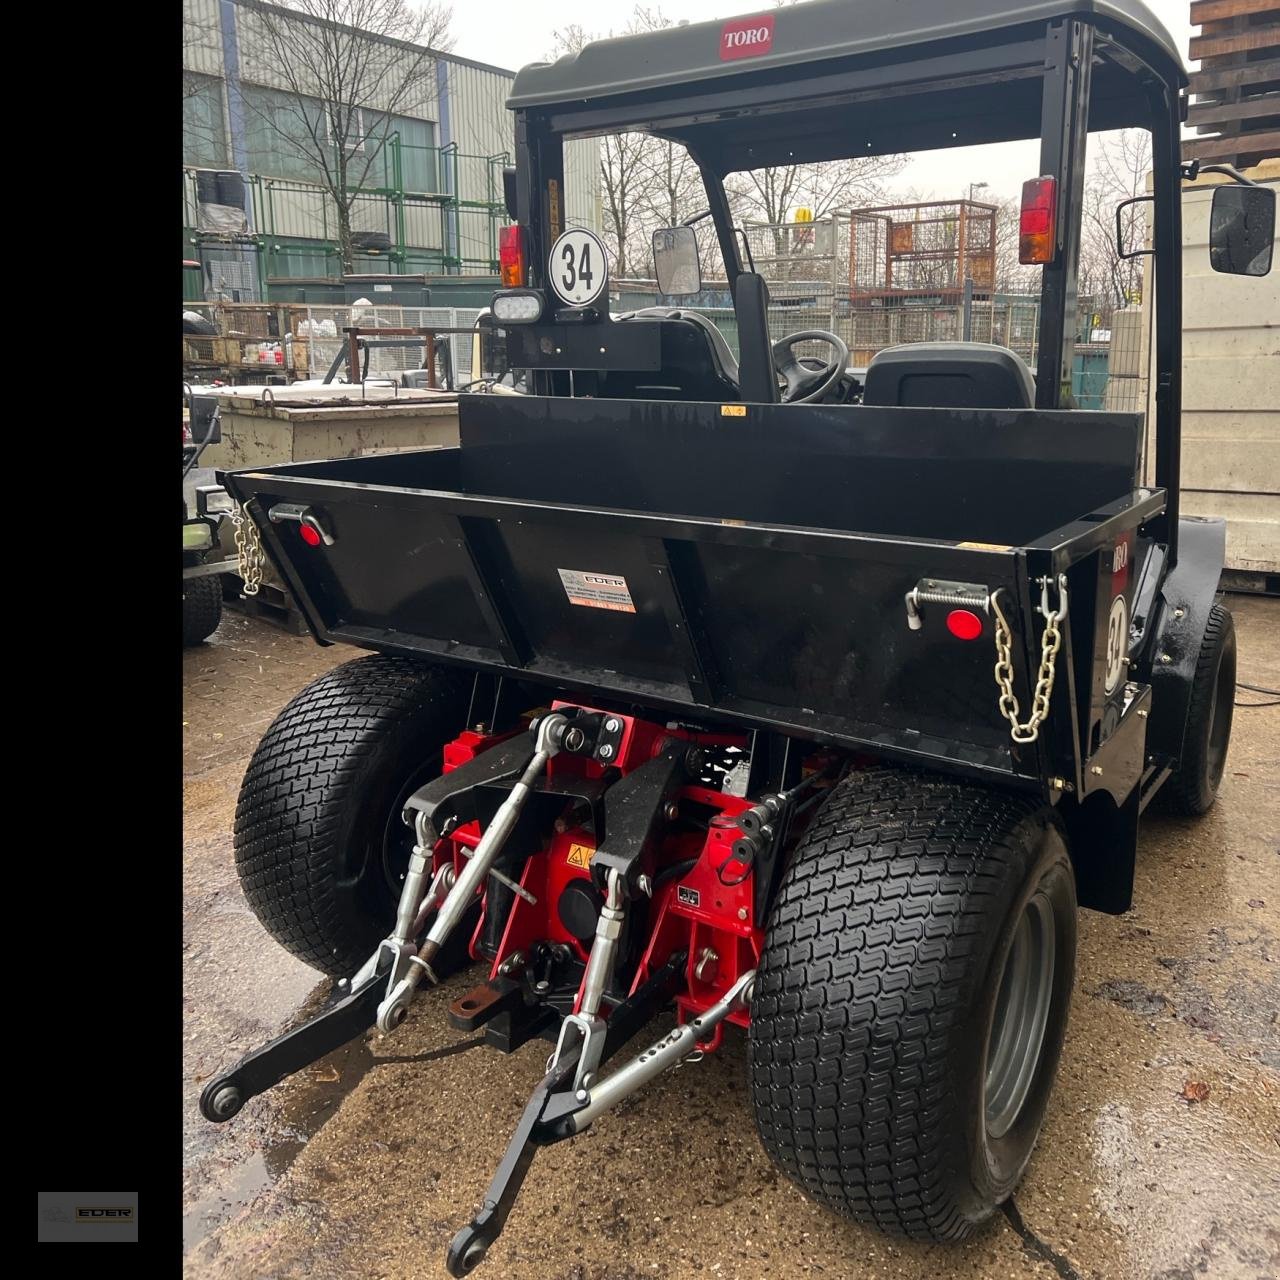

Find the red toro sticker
[[720, 14, 774, 60], [1111, 532, 1132, 589]]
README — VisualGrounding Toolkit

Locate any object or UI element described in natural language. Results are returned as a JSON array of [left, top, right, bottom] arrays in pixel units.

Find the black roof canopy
[[508, 0, 1186, 166]]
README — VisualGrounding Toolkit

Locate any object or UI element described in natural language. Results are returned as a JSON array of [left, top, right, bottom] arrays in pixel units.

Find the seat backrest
[[619, 307, 739, 383], [862, 341, 1035, 409]]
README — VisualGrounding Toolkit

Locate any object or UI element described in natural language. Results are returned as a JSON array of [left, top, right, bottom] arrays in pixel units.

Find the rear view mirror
[[653, 226, 702, 296], [1209, 185, 1274, 276]]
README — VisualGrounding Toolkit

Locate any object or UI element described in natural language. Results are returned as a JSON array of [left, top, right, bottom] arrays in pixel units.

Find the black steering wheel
[[772, 329, 851, 404]]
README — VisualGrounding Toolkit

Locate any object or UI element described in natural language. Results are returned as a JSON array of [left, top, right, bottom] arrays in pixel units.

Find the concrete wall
[[1175, 162, 1280, 575]]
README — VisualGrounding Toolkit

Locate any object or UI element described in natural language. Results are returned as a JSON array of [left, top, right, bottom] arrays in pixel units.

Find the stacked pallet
[[1184, 0, 1279, 167]]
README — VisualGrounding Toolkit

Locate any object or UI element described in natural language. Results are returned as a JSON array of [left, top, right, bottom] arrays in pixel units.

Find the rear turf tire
[[748, 767, 1076, 1241], [182, 575, 223, 646], [233, 655, 470, 976], [1161, 603, 1236, 816]]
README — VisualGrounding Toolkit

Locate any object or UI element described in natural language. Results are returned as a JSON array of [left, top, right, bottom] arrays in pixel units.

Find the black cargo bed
[[223, 395, 1162, 783]]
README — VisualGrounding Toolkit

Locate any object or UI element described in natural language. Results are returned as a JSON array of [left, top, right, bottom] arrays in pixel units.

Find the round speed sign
[[548, 228, 608, 307]]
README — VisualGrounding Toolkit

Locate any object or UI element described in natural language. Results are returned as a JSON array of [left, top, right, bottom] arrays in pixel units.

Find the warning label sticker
[[558, 569, 636, 613], [566, 842, 595, 869]]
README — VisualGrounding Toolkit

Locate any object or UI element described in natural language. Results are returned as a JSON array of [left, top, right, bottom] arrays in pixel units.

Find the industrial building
[[181, 0, 600, 302]]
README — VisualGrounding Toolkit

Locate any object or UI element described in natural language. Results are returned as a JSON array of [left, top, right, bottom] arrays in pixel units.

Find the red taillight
[[298, 523, 322, 547], [499, 225, 526, 288], [1019, 175, 1057, 264]]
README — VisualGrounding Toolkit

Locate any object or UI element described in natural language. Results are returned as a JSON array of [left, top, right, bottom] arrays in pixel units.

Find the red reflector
[[298, 523, 322, 547], [498, 224, 525, 288], [946, 609, 983, 640], [1019, 175, 1057, 264]]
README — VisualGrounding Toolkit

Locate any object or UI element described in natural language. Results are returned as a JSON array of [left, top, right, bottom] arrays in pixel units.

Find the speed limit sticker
[[548, 228, 608, 307], [1104, 593, 1129, 694]]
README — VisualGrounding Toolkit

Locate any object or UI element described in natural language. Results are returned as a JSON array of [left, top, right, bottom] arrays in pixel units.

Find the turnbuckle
[[560, 969, 756, 1135], [550, 866, 626, 1091], [375, 713, 569, 1033]]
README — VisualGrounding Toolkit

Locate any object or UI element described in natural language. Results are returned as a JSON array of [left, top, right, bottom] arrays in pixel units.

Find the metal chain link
[[992, 575, 1068, 744], [229, 501, 265, 598]]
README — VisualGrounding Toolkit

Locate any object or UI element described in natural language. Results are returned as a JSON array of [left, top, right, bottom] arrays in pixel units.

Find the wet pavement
[[183, 598, 1280, 1280]]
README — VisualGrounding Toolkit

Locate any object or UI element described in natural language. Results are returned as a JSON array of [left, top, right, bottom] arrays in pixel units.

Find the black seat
[[862, 341, 1035, 409], [610, 307, 740, 399]]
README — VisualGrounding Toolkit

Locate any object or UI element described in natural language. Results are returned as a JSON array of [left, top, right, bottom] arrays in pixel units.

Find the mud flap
[[1146, 516, 1227, 766]]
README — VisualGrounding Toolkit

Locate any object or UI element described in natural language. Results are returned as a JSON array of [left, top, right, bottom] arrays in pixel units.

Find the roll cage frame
[[506, 7, 1191, 560]]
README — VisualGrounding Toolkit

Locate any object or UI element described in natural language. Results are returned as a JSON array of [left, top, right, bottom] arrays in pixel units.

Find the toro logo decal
[[720, 14, 774, 60]]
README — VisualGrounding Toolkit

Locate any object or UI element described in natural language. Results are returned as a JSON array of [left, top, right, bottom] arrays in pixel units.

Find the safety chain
[[229, 501, 265, 598], [991, 575, 1068, 744]]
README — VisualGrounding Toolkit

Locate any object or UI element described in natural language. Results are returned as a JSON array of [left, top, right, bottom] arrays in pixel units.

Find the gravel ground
[[183, 596, 1280, 1280]]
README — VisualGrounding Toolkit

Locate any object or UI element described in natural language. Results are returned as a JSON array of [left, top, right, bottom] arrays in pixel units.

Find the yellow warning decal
[[955, 540, 1014, 552], [566, 842, 595, 869], [720, 404, 747, 417]]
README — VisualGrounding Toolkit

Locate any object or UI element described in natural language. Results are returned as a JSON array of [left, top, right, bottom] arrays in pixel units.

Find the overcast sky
[[448, 0, 1196, 205]]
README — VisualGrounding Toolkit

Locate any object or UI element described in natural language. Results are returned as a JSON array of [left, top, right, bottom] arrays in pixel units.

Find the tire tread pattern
[[1161, 602, 1234, 816], [233, 655, 466, 975], [748, 766, 1044, 1242], [182, 576, 223, 646]]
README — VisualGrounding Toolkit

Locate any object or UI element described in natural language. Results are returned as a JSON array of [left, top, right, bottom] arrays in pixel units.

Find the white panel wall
[[1177, 167, 1280, 574], [443, 59, 602, 238], [564, 139, 601, 234], [183, 0, 224, 77], [445, 62, 515, 158], [233, 3, 439, 120]]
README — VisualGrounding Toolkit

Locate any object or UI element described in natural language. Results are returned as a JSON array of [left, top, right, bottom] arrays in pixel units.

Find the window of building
[[183, 74, 228, 169], [243, 84, 326, 184], [242, 86, 437, 195], [392, 116, 438, 193]]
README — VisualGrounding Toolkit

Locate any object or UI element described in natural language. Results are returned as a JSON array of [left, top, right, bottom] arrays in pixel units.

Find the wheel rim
[[1204, 645, 1234, 792], [377, 764, 441, 902], [985, 889, 1056, 1140]]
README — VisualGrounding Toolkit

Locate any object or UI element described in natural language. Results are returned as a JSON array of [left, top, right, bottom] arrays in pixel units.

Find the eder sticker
[[677, 885, 701, 908], [558, 568, 636, 613], [566, 842, 595, 869]]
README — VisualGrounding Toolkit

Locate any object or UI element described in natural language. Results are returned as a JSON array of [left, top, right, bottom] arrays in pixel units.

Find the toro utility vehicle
[[199, 0, 1275, 1273]]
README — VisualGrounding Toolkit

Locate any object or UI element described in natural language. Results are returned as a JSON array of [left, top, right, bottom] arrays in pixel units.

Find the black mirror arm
[[1181, 159, 1262, 188]]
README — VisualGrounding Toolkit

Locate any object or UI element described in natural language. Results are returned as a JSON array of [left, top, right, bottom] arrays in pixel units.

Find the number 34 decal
[[548, 228, 608, 307]]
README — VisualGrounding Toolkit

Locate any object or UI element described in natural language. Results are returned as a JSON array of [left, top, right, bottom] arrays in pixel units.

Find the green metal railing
[[184, 135, 509, 288]]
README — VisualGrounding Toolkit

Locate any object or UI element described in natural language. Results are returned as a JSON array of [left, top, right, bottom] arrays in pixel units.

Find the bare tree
[[555, 2, 907, 282], [726, 156, 903, 228], [241, 0, 454, 268], [1081, 130, 1152, 315], [551, 18, 664, 278]]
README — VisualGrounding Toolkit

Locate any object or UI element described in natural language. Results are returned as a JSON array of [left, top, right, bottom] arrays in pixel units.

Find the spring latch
[[904, 579, 992, 631]]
